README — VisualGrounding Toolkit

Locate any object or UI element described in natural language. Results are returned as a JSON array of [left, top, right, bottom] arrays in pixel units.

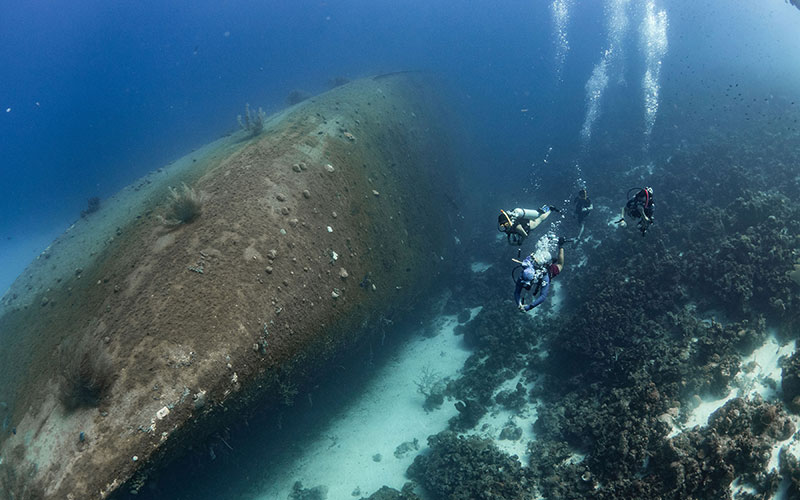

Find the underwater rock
[[407, 431, 535, 499], [393, 438, 419, 458], [0, 74, 457, 499], [289, 481, 328, 500], [499, 421, 523, 441], [495, 382, 528, 411], [450, 398, 487, 431], [362, 484, 420, 500]]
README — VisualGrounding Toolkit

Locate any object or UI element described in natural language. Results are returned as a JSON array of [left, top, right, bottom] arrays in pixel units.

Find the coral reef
[[287, 89, 311, 105], [779, 449, 800, 499], [237, 103, 266, 136], [407, 431, 536, 499], [162, 183, 203, 225], [414, 366, 446, 411], [362, 484, 420, 499], [80, 196, 100, 218], [782, 349, 800, 412], [59, 340, 115, 410], [289, 481, 328, 500], [415, 132, 800, 498], [643, 396, 793, 499]]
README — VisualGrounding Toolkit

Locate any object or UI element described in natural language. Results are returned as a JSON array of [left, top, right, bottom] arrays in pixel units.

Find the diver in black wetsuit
[[498, 205, 559, 246], [574, 189, 593, 225], [615, 187, 654, 236]]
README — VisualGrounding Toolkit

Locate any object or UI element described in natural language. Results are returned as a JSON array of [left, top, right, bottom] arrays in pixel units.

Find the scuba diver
[[513, 236, 567, 312], [615, 187, 654, 236], [574, 189, 593, 224], [498, 205, 560, 246], [573, 188, 593, 240]]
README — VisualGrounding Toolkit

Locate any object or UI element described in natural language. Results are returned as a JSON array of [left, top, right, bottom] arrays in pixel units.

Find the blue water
[[0, 0, 558, 291], [3, 1, 797, 293], [3, 0, 800, 498]]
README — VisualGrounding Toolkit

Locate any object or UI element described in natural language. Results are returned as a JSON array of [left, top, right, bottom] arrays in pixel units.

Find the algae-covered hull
[[0, 73, 458, 498]]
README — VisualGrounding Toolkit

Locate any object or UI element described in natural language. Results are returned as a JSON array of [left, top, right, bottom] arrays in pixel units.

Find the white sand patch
[[252, 313, 475, 499], [470, 261, 492, 273], [676, 390, 735, 435], [733, 335, 795, 401]]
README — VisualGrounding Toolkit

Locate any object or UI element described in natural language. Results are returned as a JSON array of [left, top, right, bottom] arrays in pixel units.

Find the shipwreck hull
[[0, 74, 458, 498]]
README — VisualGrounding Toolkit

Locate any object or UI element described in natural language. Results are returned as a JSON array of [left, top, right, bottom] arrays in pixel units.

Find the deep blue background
[[1, 0, 799, 292]]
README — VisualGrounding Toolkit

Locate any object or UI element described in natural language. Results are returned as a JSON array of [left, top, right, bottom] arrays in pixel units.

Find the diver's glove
[[540, 204, 551, 214]]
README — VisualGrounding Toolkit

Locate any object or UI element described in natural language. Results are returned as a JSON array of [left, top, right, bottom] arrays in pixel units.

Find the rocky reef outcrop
[[0, 74, 459, 499]]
